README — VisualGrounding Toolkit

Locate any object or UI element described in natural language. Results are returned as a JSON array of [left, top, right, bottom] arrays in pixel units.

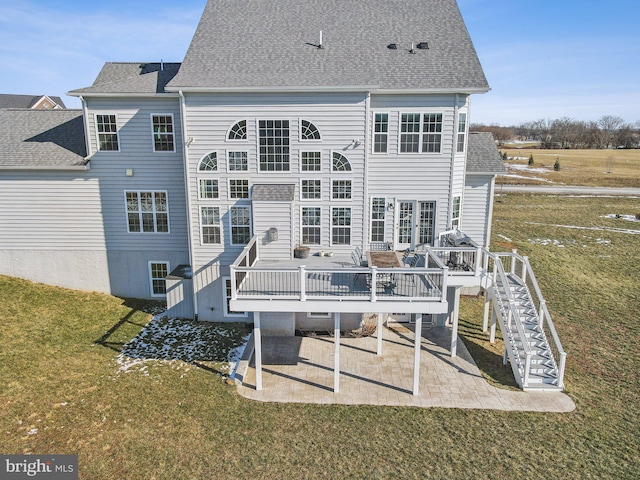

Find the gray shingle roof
[[466, 132, 506, 174], [0, 94, 66, 109], [69, 62, 181, 95], [167, 0, 489, 91], [0, 110, 87, 168], [252, 184, 296, 201]]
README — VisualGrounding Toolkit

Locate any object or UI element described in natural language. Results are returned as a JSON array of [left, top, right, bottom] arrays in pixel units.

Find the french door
[[396, 200, 436, 249]]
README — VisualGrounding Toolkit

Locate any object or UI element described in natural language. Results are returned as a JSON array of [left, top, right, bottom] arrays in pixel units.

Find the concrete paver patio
[[236, 324, 575, 412]]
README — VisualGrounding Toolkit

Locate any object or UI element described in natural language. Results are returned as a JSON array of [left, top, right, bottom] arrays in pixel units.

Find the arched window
[[198, 152, 218, 171], [300, 120, 321, 140], [228, 120, 247, 140], [332, 152, 351, 172]]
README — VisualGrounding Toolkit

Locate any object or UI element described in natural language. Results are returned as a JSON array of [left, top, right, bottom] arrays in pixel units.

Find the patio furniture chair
[[351, 252, 363, 285], [409, 253, 420, 268], [401, 248, 411, 265], [355, 246, 366, 266]]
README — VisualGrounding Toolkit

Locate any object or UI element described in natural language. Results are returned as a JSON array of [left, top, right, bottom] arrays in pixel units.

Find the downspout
[[363, 91, 371, 250], [179, 90, 198, 320], [79, 96, 92, 157], [447, 94, 460, 232]]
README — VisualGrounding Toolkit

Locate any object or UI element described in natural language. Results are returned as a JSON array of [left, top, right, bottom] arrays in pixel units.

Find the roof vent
[[409, 43, 416, 54], [318, 31, 324, 49], [417, 42, 429, 50], [387, 43, 397, 50]]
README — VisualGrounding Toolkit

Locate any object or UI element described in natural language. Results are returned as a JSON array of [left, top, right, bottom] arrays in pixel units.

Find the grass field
[[498, 148, 640, 187], [1, 194, 639, 479]]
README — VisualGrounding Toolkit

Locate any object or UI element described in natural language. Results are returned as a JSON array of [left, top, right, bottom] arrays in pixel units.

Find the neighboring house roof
[[69, 62, 181, 95], [167, 0, 489, 92], [466, 132, 506, 174], [0, 94, 66, 109], [0, 109, 88, 169]]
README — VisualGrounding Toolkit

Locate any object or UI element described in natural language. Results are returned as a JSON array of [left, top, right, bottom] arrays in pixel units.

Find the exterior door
[[396, 200, 436, 249]]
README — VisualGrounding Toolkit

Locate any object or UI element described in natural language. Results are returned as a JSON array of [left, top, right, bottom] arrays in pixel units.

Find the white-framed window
[[148, 261, 169, 297], [228, 120, 247, 141], [331, 207, 351, 245], [373, 113, 389, 153], [230, 206, 251, 244], [457, 113, 467, 153], [223, 277, 247, 317], [301, 179, 321, 200], [370, 197, 386, 242], [307, 312, 331, 318], [332, 152, 351, 172], [200, 206, 221, 244], [151, 114, 175, 152], [198, 152, 217, 171], [419, 201, 436, 245], [125, 191, 169, 233], [259, 119, 290, 171], [399, 113, 443, 153], [451, 196, 461, 229], [199, 179, 219, 199], [301, 207, 321, 245], [300, 119, 321, 140], [301, 151, 322, 172], [228, 151, 248, 171], [229, 179, 249, 199], [332, 180, 351, 199], [96, 114, 119, 151]]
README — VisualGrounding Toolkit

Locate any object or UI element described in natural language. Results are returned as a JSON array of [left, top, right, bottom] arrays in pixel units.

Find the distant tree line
[[471, 116, 640, 149]]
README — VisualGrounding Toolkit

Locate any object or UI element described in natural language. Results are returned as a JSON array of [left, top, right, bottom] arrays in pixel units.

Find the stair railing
[[485, 251, 534, 387]]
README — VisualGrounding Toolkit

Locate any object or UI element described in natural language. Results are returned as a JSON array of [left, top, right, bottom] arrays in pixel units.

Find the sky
[[0, 0, 638, 126]]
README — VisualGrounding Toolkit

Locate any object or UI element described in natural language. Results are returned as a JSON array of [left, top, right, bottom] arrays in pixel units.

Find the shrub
[[528, 154, 534, 166], [636, 213, 640, 220], [502, 151, 508, 161], [554, 158, 561, 171]]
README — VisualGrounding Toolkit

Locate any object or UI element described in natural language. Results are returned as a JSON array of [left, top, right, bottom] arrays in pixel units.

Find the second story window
[[457, 113, 467, 153], [125, 191, 169, 233], [151, 114, 175, 152], [228, 120, 247, 140], [332, 180, 352, 199], [300, 120, 321, 140], [373, 113, 388, 153], [229, 179, 249, 199], [96, 114, 119, 151], [301, 179, 321, 200], [400, 113, 443, 153], [199, 179, 219, 199], [259, 120, 290, 171], [228, 151, 248, 171]]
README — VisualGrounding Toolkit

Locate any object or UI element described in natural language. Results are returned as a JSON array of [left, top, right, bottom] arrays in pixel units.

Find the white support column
[[334, 313, 341, 393], [482, 292, 491, 332], [254, 312, 263, 391], [450, 287, 461, 358], [490, 306, 497, 343], [376, 313, 383, 356], [413, 314, 422, 396]]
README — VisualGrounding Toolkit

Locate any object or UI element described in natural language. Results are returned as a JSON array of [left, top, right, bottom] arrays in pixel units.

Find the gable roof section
[[466, 132, 506, 175], [0, 110, 88, 169], [0, 94, 66, 109], [69, 62, 181, 95], [167, 0, 489, 92]]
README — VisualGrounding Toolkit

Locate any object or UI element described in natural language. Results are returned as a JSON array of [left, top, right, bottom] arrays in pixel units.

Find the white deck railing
[[229, 236, 449, 304]]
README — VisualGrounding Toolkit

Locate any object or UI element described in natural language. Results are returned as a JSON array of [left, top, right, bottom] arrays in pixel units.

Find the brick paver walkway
[[236, 325, 575, 412]]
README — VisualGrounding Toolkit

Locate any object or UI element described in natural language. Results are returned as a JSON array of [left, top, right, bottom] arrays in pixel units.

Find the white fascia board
[[375, 87, 490, 95], [67, 91, 180, 98], [165, 85, 379, 93], [230, 299, 449, 314], [0, 163, 90, 171]]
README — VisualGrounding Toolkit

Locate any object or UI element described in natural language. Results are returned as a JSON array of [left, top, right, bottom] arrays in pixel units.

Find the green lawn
[[1, 193, 639, 479]]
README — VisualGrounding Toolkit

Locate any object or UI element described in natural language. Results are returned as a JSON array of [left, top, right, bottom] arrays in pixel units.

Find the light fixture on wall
[[387, 202, 394, 212]]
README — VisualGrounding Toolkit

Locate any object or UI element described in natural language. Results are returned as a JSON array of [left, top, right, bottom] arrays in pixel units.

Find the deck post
[[413, 314, 422, 395], [490, 306, 497, 343], [299, 266, 306, 301], [254, 312, 263, 391], [503, 346, 508, 365], [450, 287, 461, 358], [334, 312, 341, 393], [482, 290, 491, 332], [376, 313, 383, 355]]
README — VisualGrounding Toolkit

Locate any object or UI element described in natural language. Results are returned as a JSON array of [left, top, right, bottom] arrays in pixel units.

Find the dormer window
[[228, 120, 247, 140], [300, 120, 321, 140], [332, 152, 351, 172], [198, 152, 218, 171]]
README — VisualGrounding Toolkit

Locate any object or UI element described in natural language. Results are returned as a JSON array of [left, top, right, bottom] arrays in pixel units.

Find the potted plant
[[294, 245, 310, 259]]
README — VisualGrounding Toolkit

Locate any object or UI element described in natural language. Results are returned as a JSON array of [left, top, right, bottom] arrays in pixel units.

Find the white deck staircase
[[483, 252, 566, 391]]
